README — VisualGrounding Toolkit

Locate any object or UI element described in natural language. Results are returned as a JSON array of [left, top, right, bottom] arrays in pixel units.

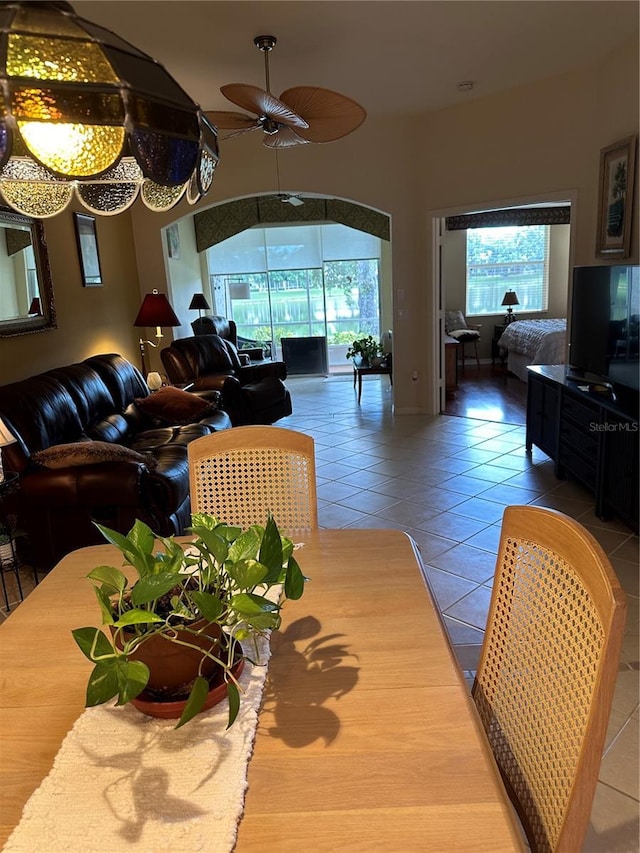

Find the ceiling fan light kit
[[279, 194, 304, 207], [206, 34, 366, 149]]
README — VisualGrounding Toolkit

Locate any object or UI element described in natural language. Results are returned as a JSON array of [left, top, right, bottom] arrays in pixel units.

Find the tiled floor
[[1, 370, 638, 850]]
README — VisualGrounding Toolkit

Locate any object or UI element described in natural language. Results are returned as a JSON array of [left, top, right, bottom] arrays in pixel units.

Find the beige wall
[[1, 35, 637, 413]]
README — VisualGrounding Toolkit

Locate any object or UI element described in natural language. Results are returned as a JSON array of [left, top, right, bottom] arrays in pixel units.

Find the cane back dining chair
[[472, 506, 627, 853], [188, 426, 317, 535]]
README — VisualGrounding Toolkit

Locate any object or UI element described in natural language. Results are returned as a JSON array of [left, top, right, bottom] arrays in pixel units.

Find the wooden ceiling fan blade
[[263, 127, 310, 149], [279, 87, 367, 142], [204, 110, 258, 131], [221, 84, 308, 128]]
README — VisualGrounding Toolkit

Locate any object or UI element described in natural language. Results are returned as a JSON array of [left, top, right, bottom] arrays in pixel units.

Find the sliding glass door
[[207, 223, 381, 370]]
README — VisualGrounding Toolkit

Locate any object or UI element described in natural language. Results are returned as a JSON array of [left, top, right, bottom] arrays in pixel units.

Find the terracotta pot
[[131, 656, 245, 719], [118, 618, 223, 693]]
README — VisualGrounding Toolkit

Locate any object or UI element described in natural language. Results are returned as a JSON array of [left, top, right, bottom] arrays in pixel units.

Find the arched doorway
[[189, 194, 392, 374]]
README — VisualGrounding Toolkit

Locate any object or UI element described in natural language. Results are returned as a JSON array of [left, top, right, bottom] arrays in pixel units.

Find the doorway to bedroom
[[439, 200, 572, 422]]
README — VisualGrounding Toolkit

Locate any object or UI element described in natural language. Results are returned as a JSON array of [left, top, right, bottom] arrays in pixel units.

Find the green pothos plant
[[72, 513, 306, 728], [345, 335, 383, 365]]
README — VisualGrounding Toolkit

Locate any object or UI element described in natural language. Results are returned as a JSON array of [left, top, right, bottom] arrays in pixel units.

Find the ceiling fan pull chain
[[275, 148, 282, 192]]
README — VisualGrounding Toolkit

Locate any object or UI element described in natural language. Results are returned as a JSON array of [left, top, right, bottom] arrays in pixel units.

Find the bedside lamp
[[134, 289, 180, 375], [0, 417, 17, 482], [501, 290, 520, 324], [188, 293, 210, 319]]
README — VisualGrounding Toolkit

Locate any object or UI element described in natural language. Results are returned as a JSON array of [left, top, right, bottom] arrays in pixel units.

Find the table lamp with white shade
[[0, 418, 17, 482], [146, 372, 164, 392]]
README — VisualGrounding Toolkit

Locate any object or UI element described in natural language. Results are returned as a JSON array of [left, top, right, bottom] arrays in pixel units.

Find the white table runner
[[4, 635, 272, 853]]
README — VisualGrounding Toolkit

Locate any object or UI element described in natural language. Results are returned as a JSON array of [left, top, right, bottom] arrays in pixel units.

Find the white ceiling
[[74, 1, 638, 120]]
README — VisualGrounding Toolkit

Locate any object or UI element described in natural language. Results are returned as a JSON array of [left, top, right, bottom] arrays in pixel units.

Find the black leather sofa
[[161, 331, 292, 426], [0, 353, 232, 572]]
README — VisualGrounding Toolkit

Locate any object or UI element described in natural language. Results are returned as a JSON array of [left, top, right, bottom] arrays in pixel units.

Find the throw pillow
[[134, 385, 214, 424], [448, 328, 480, 341], [445, 310, 468, 334], [33, 441, 157, 470]]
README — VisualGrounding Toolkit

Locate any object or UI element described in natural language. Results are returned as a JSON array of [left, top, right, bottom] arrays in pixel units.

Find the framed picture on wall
[[74, 213, 103, 286], [596, 135, 637, 258], [166, 223, 180, 259]]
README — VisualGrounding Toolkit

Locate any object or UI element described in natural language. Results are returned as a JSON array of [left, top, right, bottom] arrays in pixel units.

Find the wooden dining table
[[0, 528, 524, 851]]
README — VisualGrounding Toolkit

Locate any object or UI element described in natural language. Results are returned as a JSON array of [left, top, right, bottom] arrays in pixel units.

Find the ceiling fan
[[205, 35, 366, 148]]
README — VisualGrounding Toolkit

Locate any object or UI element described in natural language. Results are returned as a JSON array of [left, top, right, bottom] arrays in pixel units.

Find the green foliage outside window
[[214, 258, 380, 347], [466, 225, 549, 316]]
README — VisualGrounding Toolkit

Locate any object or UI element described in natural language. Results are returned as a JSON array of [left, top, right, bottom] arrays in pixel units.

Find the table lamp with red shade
[[133, 290, 181, 375]]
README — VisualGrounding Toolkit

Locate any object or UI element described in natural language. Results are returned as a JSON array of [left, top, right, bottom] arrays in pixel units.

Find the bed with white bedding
[[497, 318, 567, 381]]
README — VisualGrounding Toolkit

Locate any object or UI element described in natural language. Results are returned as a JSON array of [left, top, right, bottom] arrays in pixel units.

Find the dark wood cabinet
[[557, 392, 601, 492], [526, 369, 560, 459], [527, 365, 639, 533], [602, 415, 639, 530]]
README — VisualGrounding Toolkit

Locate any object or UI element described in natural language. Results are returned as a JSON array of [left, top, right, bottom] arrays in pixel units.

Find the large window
[[466, 225, 550, 316], [207, 224, 381, 353]]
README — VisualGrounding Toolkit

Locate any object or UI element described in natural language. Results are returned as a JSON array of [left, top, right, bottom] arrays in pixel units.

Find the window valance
[[194, 197, 390, 252], [445, 206, 570, 231]]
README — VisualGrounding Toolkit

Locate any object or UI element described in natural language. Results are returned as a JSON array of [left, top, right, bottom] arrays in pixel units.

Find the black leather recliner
[[161, 334, 292, 426], [191, 315, 272, 359]]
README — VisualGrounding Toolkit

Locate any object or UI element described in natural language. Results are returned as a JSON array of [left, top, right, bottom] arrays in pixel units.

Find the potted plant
[[72, 512, 306, 729], [0, 528, 13, 566], [345, 335, 384, 367], [0, 516, 25, 566]]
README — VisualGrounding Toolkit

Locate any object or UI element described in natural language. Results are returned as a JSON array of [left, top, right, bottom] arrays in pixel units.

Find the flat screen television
[[568, 264, 639, 394]]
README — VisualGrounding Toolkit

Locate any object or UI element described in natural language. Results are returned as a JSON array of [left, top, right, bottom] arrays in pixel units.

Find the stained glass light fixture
[[0, 1, 219, 218]]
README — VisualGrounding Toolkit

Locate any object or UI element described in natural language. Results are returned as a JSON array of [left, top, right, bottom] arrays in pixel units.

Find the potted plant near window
[[346, 335, 384, 367], [72, 513, 306, 729]]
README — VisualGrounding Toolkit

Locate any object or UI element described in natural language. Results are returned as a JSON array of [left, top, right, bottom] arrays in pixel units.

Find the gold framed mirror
[[0, 209, 56, 337]]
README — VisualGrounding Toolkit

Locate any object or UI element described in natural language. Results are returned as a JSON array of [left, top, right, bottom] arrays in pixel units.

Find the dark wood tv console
[[526, 365, 639, 533]]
